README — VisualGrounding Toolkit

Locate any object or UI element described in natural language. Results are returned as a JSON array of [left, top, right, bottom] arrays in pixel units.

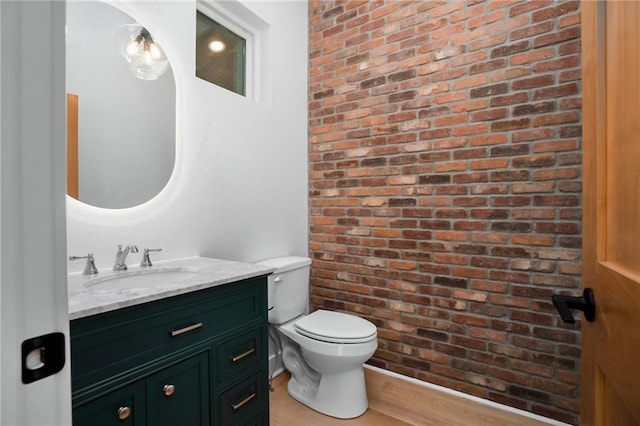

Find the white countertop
[[67, 257, 274, 320]]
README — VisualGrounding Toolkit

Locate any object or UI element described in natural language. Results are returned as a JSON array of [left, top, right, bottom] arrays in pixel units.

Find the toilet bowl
[[259, 257, 378, 419], [277, 310, 377, 418]]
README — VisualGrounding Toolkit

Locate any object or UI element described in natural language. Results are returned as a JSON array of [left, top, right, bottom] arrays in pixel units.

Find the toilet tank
[[258, 256, 312, 324]]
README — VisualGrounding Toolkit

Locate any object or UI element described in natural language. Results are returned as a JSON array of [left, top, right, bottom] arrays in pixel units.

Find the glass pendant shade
[[117, 24, 169, 81]]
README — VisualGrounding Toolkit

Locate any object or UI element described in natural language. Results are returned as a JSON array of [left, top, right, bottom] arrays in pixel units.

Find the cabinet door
[[146, 352, 210, 426], [73, 381, 145, 426]]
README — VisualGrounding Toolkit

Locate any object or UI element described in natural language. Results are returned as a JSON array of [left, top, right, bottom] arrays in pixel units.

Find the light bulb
[[143, 50, 153, 65], [149, 44, 162, 59], [208, 40, 225, 53], [125, 40, 139, 56]]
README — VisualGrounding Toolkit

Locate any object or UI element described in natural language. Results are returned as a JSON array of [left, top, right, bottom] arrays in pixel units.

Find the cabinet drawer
[[71, 277, 267, 392], [216, 327, 264, 385], [219, 372, 265, 425]]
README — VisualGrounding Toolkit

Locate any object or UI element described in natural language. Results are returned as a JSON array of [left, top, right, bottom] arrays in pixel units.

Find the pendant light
[[117, 24, 169, 81]]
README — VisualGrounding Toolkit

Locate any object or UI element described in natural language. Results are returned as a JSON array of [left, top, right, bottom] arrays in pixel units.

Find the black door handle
[[552, 288, 595, 323]]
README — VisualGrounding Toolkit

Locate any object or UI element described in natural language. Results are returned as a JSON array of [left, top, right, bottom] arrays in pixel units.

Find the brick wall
[[308, 1, 582, 424]]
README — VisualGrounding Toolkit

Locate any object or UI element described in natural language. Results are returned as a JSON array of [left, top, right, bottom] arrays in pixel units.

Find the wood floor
[[269, 367, 559, 426], [269, 372, 412, 426]]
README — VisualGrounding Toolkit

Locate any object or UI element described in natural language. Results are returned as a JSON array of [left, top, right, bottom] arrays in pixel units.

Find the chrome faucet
[[69, 253, 99, 276], [113, 244, 139, 271]]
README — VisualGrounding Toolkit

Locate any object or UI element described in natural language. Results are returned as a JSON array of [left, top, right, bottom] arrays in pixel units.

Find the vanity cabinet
[[70, 276, 269, 426]]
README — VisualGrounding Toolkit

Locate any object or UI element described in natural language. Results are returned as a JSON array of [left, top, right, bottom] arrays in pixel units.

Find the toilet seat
[[294, 310, 377, 344]]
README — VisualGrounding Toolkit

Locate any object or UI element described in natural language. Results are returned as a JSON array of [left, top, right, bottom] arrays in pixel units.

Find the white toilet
[[260, 256, 378, 419]]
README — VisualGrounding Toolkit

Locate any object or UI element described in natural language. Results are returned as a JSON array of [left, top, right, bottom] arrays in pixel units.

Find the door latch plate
[[21, 332, 65, 384]]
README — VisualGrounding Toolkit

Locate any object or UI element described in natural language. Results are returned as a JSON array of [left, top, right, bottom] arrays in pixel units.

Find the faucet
[[69, 253, 99, 276], [113, 244, 139, 271]]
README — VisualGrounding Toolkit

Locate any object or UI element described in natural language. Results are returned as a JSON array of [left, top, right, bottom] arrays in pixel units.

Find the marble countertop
[[67, 257, 274, 320]]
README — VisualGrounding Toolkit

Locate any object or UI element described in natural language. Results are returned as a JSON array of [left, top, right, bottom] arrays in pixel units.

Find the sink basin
[[83, 267, 200, 290]]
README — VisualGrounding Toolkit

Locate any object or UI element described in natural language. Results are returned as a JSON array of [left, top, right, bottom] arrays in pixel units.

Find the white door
[[0, 2, 72, 425]]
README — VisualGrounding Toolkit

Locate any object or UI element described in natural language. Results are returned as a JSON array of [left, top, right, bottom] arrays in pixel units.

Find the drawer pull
[[231, 348, 255, 363], [163, 384, 175, 397], [170, 322, 203, 337], [117, 406, 131, 421], [231, 392, 256, 411]]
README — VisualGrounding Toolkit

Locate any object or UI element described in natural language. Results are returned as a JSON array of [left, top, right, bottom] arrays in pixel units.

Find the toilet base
[[287, 367, 369, 419]]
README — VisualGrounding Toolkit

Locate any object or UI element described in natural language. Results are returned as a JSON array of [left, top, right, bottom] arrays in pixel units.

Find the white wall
[[66, 0, 309, 271]]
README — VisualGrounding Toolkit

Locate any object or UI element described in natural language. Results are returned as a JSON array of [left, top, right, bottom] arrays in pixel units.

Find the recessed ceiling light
[[208, 40, 225, 53]]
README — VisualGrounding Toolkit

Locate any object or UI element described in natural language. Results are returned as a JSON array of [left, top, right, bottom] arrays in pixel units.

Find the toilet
[[260, 256, 378, 419]]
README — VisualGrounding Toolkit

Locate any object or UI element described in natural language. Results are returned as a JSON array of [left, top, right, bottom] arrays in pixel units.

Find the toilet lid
[[294, 310, 377, 344]]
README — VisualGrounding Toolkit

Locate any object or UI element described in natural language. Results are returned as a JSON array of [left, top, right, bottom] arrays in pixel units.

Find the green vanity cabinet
[[70, 276, 269, 426]]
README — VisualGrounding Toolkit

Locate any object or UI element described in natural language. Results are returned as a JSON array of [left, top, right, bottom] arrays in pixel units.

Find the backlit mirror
[[66, 1, 176, 209]]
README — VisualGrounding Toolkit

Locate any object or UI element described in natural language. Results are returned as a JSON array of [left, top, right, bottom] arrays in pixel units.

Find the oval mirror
[[66, 1, 176, 209]]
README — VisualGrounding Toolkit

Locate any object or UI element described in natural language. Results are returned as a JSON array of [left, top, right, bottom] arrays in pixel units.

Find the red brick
[[509, 0, 553, 17], [533, 55, 579, 72], [490, 67, 531, 82], [490, 40, 530, 59], [533, 83, 579, 100], [533, 139, 579, 153], [533, 27, 580, 48], [533, 111, 580, 126], [471, 108, 509, 122], [490, 118, 530, 132], [511, 48, 554, 65], [453, 123, 489, 136], [511, 21, 554, 41], [470, 158, 509, 170], [559, 12, 580, 28], [532, 1, 579, 23], [453, 74, 489, 90], [469, 34, 508, 52], [470, 134, 508, 146], [512, 75, 555, 91], [490, 92, 529, 107], [533, 167, 579, 180], [308, 1, 582, 423], [450, 4, 486, 23], [559, 40, 581, 56]]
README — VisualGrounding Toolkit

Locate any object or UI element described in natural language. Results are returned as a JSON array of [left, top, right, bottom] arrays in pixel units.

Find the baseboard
[[364, 365, 572, 426]]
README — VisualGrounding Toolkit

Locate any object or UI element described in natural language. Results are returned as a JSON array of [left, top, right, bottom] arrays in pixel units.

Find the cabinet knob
[[117, 406, 131, 421], [163, 384, 176, 397]]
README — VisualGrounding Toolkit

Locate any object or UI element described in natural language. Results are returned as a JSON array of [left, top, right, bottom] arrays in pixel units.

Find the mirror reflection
[[66, 1, 176, 209]]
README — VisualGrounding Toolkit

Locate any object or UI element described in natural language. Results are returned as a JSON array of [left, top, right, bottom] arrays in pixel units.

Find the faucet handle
[[140, 248, 162, 268], [69, 253, 99, 276]]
